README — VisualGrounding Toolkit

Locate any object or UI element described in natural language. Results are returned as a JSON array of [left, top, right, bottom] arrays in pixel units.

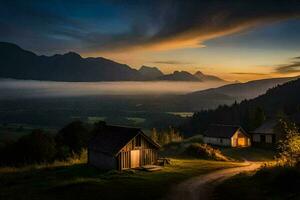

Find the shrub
[[150, 127, 183, 145], [276, 119, 300, 166], [184, 143, 229, 161]]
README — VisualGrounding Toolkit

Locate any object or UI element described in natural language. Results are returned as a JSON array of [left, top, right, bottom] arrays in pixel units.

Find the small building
[[203, 124, 251, 147], [88, 124, 160, 170], [251, 120, 277, 145]]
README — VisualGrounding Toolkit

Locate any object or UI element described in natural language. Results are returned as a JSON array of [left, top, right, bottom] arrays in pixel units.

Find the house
[[251, 120, 277, 145], [203, 124, 251, 147], [88, 123, 160, 170]]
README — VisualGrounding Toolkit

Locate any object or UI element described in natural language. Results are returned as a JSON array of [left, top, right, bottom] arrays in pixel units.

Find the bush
[[184, 143, 229, 161], [276, 119, 300, 166], [150, 127, 183, 145]]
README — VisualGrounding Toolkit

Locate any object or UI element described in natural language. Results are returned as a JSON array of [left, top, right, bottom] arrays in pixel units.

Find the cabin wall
[[253, 134, 261, 142], [231, 131, 251, 147], [118, 134, 159, 170], [88, 150, 117, 169], [203, 137, 231, 146], [252, 133, 276, 145]]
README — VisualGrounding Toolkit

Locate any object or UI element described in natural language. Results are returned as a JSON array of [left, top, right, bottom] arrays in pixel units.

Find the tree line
[[181, 78, 300, 135], [0, 121, 103, 166]]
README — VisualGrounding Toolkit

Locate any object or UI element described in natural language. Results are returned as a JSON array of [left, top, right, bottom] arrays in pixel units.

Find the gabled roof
[[204, 124, 248, 138], [88, 125, 159, 156], [252, 120, 277, 135]]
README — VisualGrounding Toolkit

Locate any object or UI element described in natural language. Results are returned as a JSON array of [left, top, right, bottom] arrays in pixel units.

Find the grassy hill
[[0, 158, 241, 200]]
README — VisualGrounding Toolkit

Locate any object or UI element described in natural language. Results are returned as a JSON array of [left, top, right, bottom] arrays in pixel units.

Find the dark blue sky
[[0, 0, 300, 81]]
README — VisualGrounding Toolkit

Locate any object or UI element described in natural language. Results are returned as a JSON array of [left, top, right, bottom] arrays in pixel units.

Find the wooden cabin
[[203, 124, 251, 147], [88, 124, 160, 170], [251, 120, 277, 145]]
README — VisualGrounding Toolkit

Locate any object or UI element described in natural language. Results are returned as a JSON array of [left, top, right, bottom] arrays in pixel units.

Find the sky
[[0, 0, 300, 82]]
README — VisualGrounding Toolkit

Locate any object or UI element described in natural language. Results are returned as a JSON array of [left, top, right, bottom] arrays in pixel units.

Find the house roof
[[88, 125, 159, 156], [204, 124, 248, 138], [252, 120, 277, 135]]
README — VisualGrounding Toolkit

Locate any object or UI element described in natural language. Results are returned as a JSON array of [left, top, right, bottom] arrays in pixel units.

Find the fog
[[0, 79, 227, 99]]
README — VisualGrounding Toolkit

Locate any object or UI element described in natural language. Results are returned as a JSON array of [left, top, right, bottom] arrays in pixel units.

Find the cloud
[[0, 1, 300, 54], [275, 57, 300, 74], [231, 72, 267, 75], [151, 60, 192, 65], [80, 0, 300, 52]]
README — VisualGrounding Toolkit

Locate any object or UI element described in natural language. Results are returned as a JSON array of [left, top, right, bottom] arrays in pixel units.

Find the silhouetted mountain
[[186, 77, 297, 101], [138, 66, 164, 79], [157, 70, 226, 82], [0, 42, 144, 81], [194, 71, 226, 82], [158, 71, 201, 81], [183, 78, 300, 135]]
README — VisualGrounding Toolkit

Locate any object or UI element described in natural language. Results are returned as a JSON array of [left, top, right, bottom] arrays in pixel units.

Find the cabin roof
[[88, 125, 159, 156], [204, 124, 248, 138], [252, 120, 277, 135]]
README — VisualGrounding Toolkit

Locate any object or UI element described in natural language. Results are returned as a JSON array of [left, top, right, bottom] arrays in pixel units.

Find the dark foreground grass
[[0, 159, 242, 200], [214, 165, 300, 200], [220, 147, 275, 161]]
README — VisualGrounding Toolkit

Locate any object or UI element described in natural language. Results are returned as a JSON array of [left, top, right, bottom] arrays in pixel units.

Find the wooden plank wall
[[141, 149, 158, 166], [118, 134, 158, 170], [118, 151, 130, 170]]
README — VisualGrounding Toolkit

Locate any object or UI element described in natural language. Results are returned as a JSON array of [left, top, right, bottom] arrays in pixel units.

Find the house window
[[135, 135, 141, 147]]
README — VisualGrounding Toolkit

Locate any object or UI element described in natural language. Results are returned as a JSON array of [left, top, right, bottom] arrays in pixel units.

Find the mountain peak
[[139, 65, 164, 79], [63, 51, 82, 59], [194, 71, 204, 76], [194, 71, 226, 82]]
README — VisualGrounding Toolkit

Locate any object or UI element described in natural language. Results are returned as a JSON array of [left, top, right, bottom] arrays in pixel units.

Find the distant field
[[126, 117, 146, 124], [87, 116, 107, 124], [0, 158, 242, 200], [167, 112, 194, 117]]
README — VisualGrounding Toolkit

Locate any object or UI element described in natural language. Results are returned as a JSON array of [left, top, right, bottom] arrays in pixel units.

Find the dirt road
[[165, 162, 262, 200]]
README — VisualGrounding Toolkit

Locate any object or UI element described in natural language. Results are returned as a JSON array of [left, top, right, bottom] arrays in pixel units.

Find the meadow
[[0, 157, 243, 200]]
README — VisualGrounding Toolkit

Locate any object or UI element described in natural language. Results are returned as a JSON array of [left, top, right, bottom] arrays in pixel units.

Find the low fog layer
[[0, 79, 227, 99]]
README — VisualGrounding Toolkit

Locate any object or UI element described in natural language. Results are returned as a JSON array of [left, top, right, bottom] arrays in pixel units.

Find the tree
[[56, 120, 90, 154]]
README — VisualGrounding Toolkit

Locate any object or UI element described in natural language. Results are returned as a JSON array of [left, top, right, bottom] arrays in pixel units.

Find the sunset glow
[[0, 1, 299, 82]]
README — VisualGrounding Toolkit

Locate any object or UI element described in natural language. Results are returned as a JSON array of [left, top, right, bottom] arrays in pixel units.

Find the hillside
[[186, 77, 297, 101], [184, 78, 300, 135]]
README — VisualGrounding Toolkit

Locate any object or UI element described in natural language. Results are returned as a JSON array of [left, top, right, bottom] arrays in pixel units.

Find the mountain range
[[0, 42, 225, 82]]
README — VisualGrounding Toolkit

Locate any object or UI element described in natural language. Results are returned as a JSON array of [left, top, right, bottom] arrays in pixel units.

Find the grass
[[214, 165, 300, 200], [0, 158, 242, 200], [220, 147, 276, 161]]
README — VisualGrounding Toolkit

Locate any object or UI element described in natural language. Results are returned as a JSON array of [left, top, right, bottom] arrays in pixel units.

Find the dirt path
[[165, 162, 262, 200]]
